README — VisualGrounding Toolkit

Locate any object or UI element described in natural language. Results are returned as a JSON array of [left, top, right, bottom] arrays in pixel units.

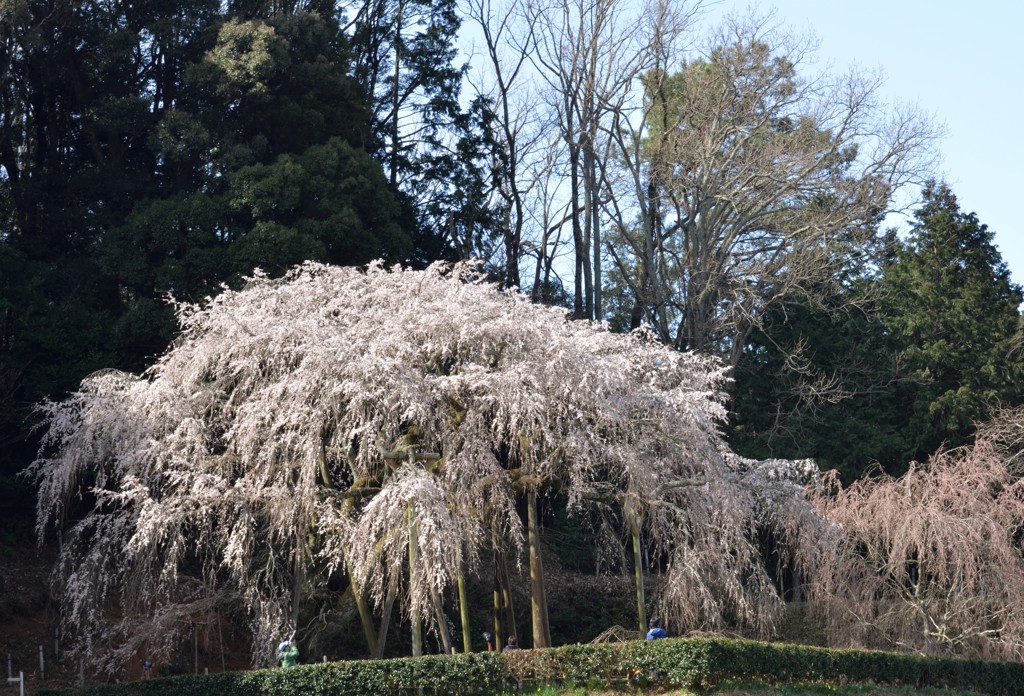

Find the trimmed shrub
[[39, 636, 1024, 696]]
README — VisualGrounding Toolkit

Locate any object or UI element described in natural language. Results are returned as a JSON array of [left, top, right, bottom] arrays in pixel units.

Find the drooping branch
[[30, 260, 821, 666]]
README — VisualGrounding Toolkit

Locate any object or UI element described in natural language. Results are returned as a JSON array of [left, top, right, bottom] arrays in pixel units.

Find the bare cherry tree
[[807, 437, 1024, 660], [975, 404, 1024, 476]]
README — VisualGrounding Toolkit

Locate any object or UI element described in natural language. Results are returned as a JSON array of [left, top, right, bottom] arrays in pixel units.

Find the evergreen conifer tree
[[883, 181, 1024, 462]]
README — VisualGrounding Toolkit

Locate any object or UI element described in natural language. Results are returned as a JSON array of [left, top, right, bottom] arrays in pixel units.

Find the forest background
[[1, 0, 1023, 679]]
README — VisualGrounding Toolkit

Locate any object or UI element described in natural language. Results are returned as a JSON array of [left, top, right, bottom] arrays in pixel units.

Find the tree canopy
[[728, 182, 1024, 479], [881, 181, 1024, 461], [30, 261, 819, 669], [0, 2, 412, 482], [610, 18, 938, 365], [729, 279, 907, 481]]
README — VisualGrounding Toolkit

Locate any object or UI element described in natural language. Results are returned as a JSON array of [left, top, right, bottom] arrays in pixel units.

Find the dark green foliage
[[38, 653, 505, 696], [105, 9, 409, 306], [881, 181, 1024, 462], [0, 474, 35, 548], [349, 0, 465, 181], [0, 3, 409, 487], [227, 137, 408, 269], [731, 182, 1024, 479], [730, 284, 909, 480], [37, 637, 1024, 696]]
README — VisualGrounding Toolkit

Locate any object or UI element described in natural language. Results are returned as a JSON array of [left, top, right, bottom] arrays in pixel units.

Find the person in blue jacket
[[645, 618, 667, 640]]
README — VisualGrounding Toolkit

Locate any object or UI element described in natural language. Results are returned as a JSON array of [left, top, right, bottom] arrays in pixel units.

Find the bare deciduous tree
[[807, 438, 1024, 660], [527, 0, 692, 321], [463, 0, 537, 289], [606, 12, 941, 365]]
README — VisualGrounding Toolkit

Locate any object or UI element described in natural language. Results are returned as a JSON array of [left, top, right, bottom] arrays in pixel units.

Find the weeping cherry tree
[[30, 260, 821, 670]]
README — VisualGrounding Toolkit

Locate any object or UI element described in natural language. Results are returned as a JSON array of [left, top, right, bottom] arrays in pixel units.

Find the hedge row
[[40, 636, 1024, 696]]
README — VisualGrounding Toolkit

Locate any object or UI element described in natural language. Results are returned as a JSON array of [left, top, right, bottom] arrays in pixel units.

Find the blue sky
[[714, 0, 1023, 284]]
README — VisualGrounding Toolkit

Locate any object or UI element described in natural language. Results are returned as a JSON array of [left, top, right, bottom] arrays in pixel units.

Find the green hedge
[[39, 637, 1024, 696], [697, 638, 1024, 694]]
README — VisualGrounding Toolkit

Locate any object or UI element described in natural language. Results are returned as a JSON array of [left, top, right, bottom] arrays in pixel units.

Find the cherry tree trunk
[[527, 491, 551, 648], [457, 570, 472, 653], [630, 512, 647, 633], [409, 510, 422, 657]]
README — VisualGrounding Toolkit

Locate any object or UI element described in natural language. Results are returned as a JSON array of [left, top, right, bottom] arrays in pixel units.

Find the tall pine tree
[[883, 181, 1024, 462]]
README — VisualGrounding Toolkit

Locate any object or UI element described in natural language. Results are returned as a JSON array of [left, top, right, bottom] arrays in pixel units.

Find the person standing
[[278, 637, 299, 667]]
